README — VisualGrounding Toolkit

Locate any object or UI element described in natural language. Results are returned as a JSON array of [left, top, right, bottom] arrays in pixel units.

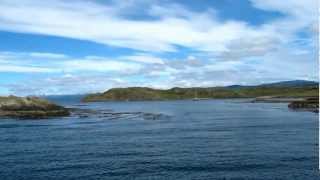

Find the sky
[[0, 0, 318, 95]]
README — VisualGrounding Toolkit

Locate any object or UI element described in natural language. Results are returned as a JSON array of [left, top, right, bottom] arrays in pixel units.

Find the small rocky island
[[0, 96, 70, 119], [252, 96, 319, 113], [288, 97, 319, 113]]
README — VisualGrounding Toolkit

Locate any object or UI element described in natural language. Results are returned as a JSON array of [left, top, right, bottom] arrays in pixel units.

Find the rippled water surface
[[0, 97, 318, 180]]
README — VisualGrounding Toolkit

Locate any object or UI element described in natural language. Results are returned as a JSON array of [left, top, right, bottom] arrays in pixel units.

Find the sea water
[[0, 97, 318, 179]]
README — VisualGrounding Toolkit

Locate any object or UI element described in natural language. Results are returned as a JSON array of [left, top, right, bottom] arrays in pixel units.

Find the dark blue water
[[0, 97, 318, 180]]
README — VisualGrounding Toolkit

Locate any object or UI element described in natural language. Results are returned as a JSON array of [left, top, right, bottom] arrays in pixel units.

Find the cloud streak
[[1, 49, 317, 95], [0, 0, 317, 95], [0, 0, 315, 56]]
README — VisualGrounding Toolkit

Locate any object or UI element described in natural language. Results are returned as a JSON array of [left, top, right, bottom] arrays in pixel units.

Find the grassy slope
[[82, 86, 319, 102]]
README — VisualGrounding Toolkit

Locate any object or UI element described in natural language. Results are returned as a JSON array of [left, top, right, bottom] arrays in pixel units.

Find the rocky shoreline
[[0, 96, 70, 119], [252, 96, 319, 113], [251, 96, 305, 103], [288, 97, 319, 113]]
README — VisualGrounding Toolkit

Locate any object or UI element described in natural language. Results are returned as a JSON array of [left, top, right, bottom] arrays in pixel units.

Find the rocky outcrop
[[288, 97, 319, 113], [0, 96, 70, 119]]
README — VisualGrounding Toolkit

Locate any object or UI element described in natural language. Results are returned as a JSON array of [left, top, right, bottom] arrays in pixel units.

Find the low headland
[[83, 80, 319, 112], [0, 96, 70, 119]]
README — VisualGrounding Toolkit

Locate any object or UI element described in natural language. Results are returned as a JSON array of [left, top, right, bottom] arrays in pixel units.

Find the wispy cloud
[[29, 52, 68, 59], [0, 51, 142, 74], [62, 59, 142, 73], [0, 0, 316, 56], [123, 53, 165, 64], [0, 65, 57, 73], [0, 0, 317, 95], [1, 49, 317, 95]]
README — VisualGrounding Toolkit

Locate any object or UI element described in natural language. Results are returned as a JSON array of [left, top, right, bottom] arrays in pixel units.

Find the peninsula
[[82, 80, 318, 112], [83, 80, 318, 102]]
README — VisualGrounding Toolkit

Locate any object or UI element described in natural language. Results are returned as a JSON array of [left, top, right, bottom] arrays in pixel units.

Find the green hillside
[[82, 85, 318, 102]]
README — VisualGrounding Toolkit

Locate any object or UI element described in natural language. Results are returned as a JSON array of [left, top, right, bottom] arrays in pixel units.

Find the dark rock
[[288, 97, 319, 113]]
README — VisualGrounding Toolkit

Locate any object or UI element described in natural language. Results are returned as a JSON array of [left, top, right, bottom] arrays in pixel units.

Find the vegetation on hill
[[82, 83, 319, 102]]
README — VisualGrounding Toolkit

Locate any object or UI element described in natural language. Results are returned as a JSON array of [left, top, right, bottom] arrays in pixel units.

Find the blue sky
[[0, 0, 318, 95]]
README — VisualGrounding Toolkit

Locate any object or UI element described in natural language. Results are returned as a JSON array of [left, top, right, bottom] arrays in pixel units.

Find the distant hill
[[225, 85, 250, 89], [82, 80, 319, 102], [225, 80, 318, 89], [259, 80, 318, 87]]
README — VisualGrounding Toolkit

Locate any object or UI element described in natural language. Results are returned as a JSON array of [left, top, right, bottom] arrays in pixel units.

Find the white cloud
[[250, 0, 317, 19], [122, 53, 164, 64], [62, 59, 142, 73], [0, 51, 142, 74], [6, 74, 131, 96], [1, 47, 317, 95], [0, 0, 317, 95], [0, 51, 68, 61], [29, 52, 68, 59], [0, 65, 57, 73], [0, 0, 315, 56]]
